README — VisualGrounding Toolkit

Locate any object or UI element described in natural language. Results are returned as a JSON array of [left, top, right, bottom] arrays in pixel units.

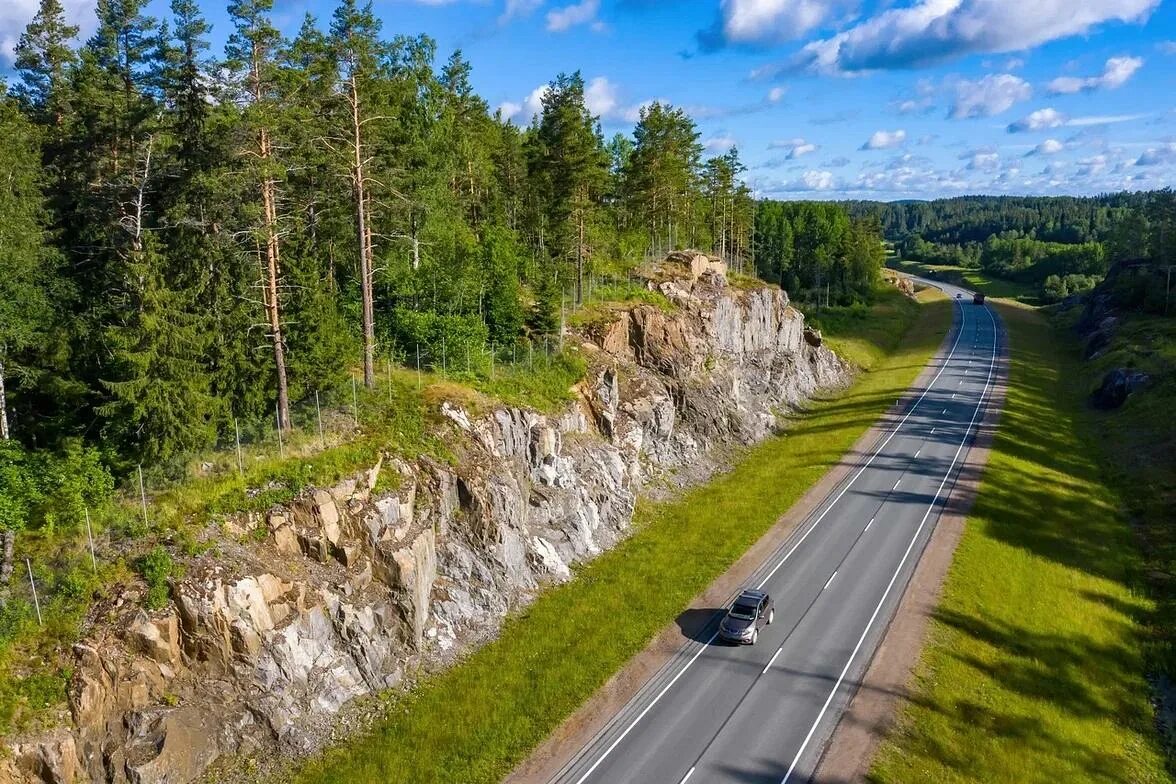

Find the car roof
[[736, 589, 767, 603]]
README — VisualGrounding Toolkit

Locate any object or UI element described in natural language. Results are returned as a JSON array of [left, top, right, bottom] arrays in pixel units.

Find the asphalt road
[[551, 280, 1001, 784]]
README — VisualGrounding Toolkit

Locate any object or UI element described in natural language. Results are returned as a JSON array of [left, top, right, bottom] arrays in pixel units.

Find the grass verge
[[869, 302, 1168, 784], [292, 288, 953, 784]]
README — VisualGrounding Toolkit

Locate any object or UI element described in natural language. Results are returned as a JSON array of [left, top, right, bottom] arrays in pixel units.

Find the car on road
[[973, 292, 986, 305], [718, 589, 774, 645]]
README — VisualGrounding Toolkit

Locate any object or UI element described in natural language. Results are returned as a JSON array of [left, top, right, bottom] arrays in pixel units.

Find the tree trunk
[[0, 528, 12, 586], [259, 128, 290, 431], [350, 74, 376, 388], [0, 356, 9, 441], [576, 203, 585, 306]]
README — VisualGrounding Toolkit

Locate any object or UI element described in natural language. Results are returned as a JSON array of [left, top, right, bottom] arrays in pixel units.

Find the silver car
[[718, 589, 775, 645]]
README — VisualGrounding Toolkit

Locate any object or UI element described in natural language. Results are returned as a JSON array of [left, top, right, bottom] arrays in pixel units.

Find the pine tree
[[13, 0, 78, 130], [226, 0, 293, 429]]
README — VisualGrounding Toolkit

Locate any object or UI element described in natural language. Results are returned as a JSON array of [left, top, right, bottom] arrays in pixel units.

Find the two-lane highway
[[551, 280, 1001, 784]]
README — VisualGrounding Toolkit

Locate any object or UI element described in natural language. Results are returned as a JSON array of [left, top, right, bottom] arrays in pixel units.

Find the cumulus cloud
[[960, 147, 1001, 170], [790, 0, 1159, 75], [1046, 56, 1144, 94], [1008, 107, 1068, 132], [769, 137, 818, 158], [1031, 138, 1066, 155], [1, 0, 94, 64], [862, 129, 907, 150], [767, 86, 788, 103], [950, 73, 1032, 119], [546, 0, 600, 32], [1136, 142, 1176, 166], [698, 0, 849, 50]]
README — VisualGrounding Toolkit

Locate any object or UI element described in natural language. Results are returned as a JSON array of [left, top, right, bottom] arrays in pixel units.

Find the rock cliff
[[6, 255, 848, 784]]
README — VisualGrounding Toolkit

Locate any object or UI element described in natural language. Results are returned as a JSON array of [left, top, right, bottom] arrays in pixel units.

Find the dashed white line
[[914, 449, 921, 458], [762, 646, 784, 674], [679, 766, 696, 784], [930, 427, 936, 435], [777, 297, 999, 784], [864, 517, 875, 532], [823, 571, 838, 590], [892, 479, 902, 490], [941, 408, 947, 414]]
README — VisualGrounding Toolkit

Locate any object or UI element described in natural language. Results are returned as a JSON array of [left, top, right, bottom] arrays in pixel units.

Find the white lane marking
[[952, 393, 957, 399], [930, 428, 936, 435], [914, 449, 921, 458], [864, 517, 874, 532], [679, 766, 696, 784], [568, 293, 972, 784], [762, 647, 784, 675], [778, 302, 998, 784], [823, 571, 838, 590], [892, 479, 901, 490], [941, 408, 947, 414]]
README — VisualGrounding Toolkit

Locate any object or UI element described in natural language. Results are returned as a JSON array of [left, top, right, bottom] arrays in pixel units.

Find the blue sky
[[3, 0, 1175, 199]]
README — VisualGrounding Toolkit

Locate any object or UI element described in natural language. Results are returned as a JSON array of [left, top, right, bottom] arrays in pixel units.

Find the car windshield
[[729, 603, 757, 620]]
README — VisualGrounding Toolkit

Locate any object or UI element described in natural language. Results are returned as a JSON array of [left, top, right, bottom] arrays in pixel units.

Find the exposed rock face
[[8, 262, 849, 784], [1091, 367, 1150, 410]]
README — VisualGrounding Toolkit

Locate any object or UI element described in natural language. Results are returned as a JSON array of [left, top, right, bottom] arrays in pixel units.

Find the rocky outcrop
[[7, 258, 849, 784], [1091, 368, 1150, 410]]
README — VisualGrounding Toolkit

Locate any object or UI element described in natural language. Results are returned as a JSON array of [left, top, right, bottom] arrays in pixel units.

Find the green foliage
[[136, 545, 175, 609], [0, 440, 113, 534]]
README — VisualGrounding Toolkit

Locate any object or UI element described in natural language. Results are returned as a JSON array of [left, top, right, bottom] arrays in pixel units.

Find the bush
[[136, 546, 175, 610], [0, 440, 113, 534]]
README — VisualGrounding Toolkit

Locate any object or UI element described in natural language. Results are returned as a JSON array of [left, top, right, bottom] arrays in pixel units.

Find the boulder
[[1091, 368, 1150, 410]]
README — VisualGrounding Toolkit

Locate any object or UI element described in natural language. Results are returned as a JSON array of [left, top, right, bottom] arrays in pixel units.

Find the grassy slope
[[293, 287, 953, 784], [870, 303, 1168, 784]]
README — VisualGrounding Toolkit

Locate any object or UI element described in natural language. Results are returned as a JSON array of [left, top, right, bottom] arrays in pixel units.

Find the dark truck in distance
[[718, 589, 774, 645], [973, 292, 986, 305]]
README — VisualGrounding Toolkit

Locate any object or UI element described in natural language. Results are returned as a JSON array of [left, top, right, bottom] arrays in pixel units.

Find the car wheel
[[768, 609, 775, 625], [751, 629, 758, 645]]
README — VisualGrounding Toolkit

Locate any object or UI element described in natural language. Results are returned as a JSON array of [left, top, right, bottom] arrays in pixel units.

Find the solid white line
[[679, 766, 696, 784], [762, 646, 784, 674], [823, 571, 838, 590], [569, 295, 973, 784], [778, 303, 998, 784]]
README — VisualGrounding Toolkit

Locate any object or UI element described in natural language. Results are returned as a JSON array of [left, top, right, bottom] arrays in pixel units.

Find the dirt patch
[[810, 308, 1010, 783], [505, 305, 963, 784]]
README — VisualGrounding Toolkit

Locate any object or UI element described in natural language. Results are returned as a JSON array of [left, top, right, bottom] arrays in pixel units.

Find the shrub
[[136, 546, 175, 610]]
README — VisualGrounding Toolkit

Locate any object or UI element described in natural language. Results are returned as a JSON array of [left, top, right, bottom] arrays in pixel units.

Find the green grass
[[889, 258, 1039, 303], [869, 303, 1169, 784], [293, 289, 953, 784]]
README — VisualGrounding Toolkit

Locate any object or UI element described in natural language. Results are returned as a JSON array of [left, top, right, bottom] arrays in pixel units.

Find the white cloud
[[791, 0, 1159, 75], [704, 134, 739, 152], [960, 148, 1001, 170], [1159, 41, 1176, 55], [769, 137, 818, 158], [1047, 56, 1144, 94], [501, 84, 551, 123], [1008, 107, 1068, 132], [500, 77, 648, 124], [950, 73, 1032, 119], [862, 129, 907, 150], [500, 0, 544, 24], [799, 170, 836, 190], [1, 0, 94, 64], [546, 0, 600, 32], [1034, 138, 1066, 155], [1136, 142, 1176, 166], [703, 0, 846, 48], [767, 86, 788, 103]]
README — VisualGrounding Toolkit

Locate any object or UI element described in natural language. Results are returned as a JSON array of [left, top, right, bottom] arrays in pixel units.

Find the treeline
[[846, 194, 1146, 245], [754, 201, 884, 305], [0, 0, 772, 473]]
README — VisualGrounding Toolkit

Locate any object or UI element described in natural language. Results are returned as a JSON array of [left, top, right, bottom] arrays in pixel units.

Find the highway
[[550, 280, 1002, 784]]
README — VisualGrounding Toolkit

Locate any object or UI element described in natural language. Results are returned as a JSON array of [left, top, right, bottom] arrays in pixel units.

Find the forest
[[0, 0, 894, 529], [851, 193, 1176, 302]]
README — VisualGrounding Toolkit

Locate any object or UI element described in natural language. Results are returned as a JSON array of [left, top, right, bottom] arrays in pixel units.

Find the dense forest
[[849, 193, 1176, 302], [0, 0, 814, 476]]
